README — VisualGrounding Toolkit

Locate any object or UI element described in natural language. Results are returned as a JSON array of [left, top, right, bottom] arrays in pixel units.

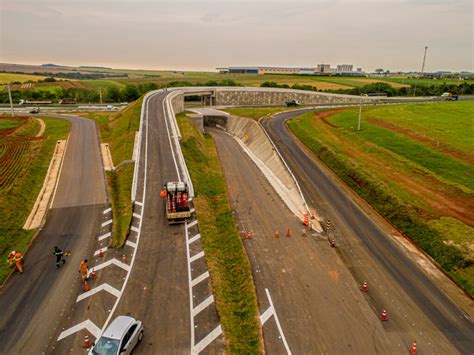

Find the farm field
[[287, 102, 474, 294], [0, 115, 70, 283], [0, 73, 48, 84]]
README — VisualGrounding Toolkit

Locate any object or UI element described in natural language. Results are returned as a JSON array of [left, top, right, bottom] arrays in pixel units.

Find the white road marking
[[185, 220, 196, 352], [133, 213, 141, 219], [126, 240, 137, 248], [131, 226, 139, 233], [265, 288, 292, 354], [101, 219, 112, 227], [190, 251, 205, 263], [193, 295, 214, 317], [97, 232, 111, 241], [135, 201, 143, 207], [57, 319, 101, 341], [191, 271, 209, 287], [76, 283, 121, 302], [188, 233, 201, 245], [94, 247, 107, 256], [187, 220, 198, 229], [193, 325, 222, 354], [162, 95, 181, 180], [103, 208, 112, 214], [88, 258, 130, 276], [260, 306, 273, 325]]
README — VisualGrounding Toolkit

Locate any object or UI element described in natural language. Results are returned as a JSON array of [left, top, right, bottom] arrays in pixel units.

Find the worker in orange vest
[[79, 259, 89, 281], [7, 251, 24, 274]]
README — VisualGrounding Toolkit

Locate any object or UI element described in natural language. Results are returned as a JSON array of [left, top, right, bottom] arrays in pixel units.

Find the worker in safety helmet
[[7, 251, 24, 274], [53, 246, 66, 269], [79, 259, 89, 281]]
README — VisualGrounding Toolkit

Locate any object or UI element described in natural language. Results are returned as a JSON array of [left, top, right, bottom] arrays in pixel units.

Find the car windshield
[[91, 337, 120, 355]]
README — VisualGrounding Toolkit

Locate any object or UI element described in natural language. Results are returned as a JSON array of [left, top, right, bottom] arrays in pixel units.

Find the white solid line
[[97, 232, 111, 241], [191, 271, 209, 287], [187, 220, 198, 229], [162, 95, 181, 180], [126, 240, 137, 248], [260, 306, 273, 325], [88, 259, 130, 276], [193, 295, 214, 317], [133, 213, 141, 219], [188, 233, 201, 245], [265, 288, 292, 355], [185, 220, 195, 350], [101, 219, 112, 227], [76, 283, 121, 302], [100, 90, 157, 332], [192, 325, 222, 354], [190, 251, 205, 263], [103, 208, 112, 214], [57, 319, 101, 341], [94, 247, 108, 256]]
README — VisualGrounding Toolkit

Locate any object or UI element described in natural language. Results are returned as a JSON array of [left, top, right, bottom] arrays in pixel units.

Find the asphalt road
[[0, 114, 107, 354], [111, 92, 223, 354], [261, 109, 474, 354]]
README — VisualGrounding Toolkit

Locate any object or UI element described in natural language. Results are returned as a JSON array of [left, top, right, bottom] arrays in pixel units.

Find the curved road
[[0, 114, 107, 354], [261, 109, 474, 353]]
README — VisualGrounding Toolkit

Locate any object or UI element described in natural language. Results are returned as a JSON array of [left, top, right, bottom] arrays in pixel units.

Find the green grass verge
[[83, 79, 126, 90], [81, 100, 142, 247], [287, 106, 474, 295], [0, 118, 23, 130], [0, 73, 48, 84], [177, 113, 261, 353], [0, 116, 70, 283]]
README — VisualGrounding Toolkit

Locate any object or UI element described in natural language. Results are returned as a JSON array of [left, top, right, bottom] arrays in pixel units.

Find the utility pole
[[99, 87, 103, 104], [7, 82, 14, 117], [420, 46, 428, 75], [414, 46, 428, 97], [357, 93, 362, 131]]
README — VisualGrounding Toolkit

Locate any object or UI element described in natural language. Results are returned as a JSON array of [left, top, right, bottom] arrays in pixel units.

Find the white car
[[90, 316, 143, 355]]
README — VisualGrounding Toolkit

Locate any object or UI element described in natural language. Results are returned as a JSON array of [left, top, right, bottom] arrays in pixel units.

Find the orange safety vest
[[79, 261, 88, 274], [14, 252, 22, 263]]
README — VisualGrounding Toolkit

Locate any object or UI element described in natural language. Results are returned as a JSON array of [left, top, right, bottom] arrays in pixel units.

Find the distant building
[[218, 66, 315, 75], [336, 64, 353, 73], [316, 64, 331, 74]]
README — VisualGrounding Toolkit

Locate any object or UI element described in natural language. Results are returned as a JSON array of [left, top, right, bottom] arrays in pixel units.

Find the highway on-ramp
[[0, 114, 107, 354], [260, 108, 474, 353]]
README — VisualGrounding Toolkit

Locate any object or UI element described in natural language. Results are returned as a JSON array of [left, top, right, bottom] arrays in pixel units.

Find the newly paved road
[[261, 108, 474, 354], [0, 114, 107, 354], [111, 92, 223, 353]]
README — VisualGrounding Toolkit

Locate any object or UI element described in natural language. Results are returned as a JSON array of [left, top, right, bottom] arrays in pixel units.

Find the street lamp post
[[7, 82, 15, 117], [357, 93, 362, 131]]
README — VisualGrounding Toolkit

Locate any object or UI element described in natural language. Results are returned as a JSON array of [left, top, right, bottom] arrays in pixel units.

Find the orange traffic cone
[[360, 281, 368, 292], [275, 230, 279, 239], [91, 269, 96, 279], [302, 229, 307, 237], [122, 254, 127, 263], [311, 211, 316, 219], [83, 335, 91, 348], [83, 280, 90, 292], [160, 188, 166, 197], [286, 228, 291, 238], [303, 213, 309, 226], [410, 340, 417, 355], [98, 249, 103, 257], [247, 231, 252, 240], [380, 309, 388, 321], [241, 231, 246, 240]]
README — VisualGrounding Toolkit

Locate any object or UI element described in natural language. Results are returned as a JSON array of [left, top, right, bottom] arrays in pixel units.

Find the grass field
[[177, 113, 261, 353], [0, 115, 71, 283], [79, 101, 142, 247], [0, 73, 48, 84], [286, 102, 474, 294], [381, 77, 473, 87], [83, 79, 127, 90]]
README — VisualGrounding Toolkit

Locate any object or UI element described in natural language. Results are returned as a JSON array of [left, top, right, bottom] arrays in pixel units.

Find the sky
[[0, 0, 473, 72]]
